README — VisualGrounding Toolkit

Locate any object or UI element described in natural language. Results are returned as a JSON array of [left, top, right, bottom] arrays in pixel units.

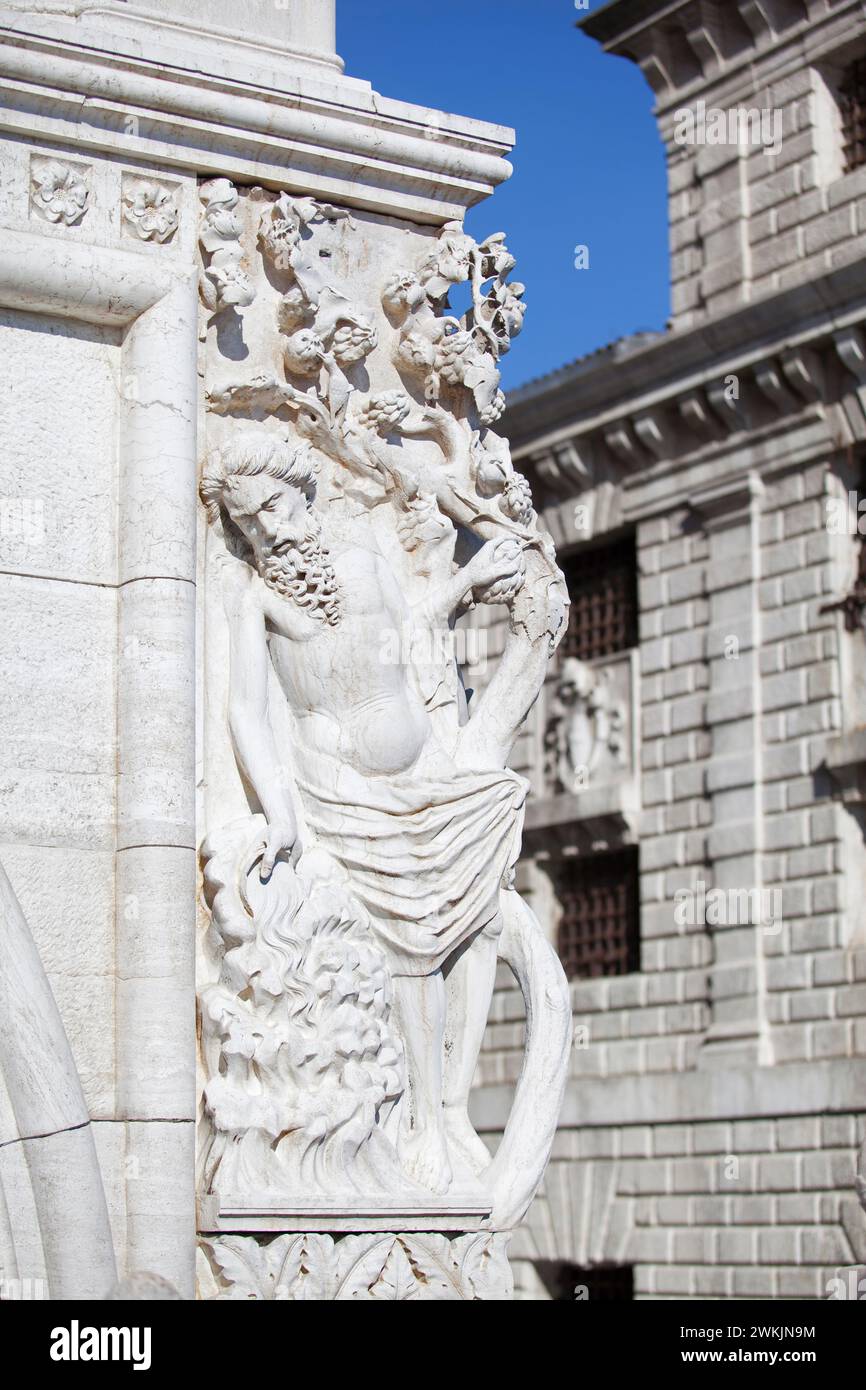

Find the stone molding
[[578, 0, 852, 111], [0, 20, 514, 223], [506, 291, 866, 513], [473, 1058, 866, 1132], [689, 472, 765, 531]]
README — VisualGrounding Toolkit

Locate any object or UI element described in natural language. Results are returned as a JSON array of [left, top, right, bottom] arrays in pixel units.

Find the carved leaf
[[199, 271, 219, 314], [332, 1234, 395, 1300], [204, 1235, 272, 1299], [334, 1234, 464, 1300], [451, 1233, 513, 1301], [368, 1242, 422, 1302], [270, 1233, 335, 1301], [395, 1235, 464, 1301], [203, 1233, 337, 1300]]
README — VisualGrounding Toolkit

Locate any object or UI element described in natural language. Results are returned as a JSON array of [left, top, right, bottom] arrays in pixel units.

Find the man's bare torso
[[260, 540, 432, 777]]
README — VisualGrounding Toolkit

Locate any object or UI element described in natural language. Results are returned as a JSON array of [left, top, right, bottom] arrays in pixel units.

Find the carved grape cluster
[[356, 389, 411, 436]]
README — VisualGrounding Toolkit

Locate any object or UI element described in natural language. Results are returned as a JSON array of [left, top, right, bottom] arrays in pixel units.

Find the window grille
[[841, 58, 866, 174], [560, 537, 638, 661], [551, 847, 639, 981]]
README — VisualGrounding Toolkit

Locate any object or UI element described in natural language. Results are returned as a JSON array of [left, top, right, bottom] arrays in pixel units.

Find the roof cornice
[[0, 22, 514, 224]]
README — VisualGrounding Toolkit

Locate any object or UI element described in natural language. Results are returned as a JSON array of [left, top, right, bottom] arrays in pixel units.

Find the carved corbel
[[530, 451, 567, 501], [626, 26, 700, 96], [633, 409, 678, 462], [685, 0, 753, 70], [835, 328, 866, 400], [604, 423, 643, 465], [754, 358, 800, 416], [707, 378, 747, 433], [780, 346, 824, 403], [736, 0, 806, 42], [554, 439, 592, 488], [830, 328, 866, 443], [678, 388, 724, 442], [684, 20, 723, 74], [529, 437, 594, 503]]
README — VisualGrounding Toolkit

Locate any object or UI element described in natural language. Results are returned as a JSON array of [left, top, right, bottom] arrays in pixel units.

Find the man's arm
[[414, 536, 525, 628], [224, 568, 299, 880]]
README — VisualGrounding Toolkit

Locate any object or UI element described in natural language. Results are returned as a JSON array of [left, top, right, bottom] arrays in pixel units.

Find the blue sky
[[337, 0, 671, 390]]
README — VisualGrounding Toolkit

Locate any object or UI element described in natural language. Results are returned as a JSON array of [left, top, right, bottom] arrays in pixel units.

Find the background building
[[468, 0, 866, 1301]]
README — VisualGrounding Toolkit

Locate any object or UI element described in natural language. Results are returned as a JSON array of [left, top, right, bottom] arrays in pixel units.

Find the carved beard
[[259, 514, 342, 627]]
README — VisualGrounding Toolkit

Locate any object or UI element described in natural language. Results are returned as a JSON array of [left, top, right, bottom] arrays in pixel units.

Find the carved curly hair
[[199, 435, 317, 527]]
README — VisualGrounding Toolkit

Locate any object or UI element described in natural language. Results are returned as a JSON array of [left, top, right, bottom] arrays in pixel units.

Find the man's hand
[[260, 818, 299, 881], [465, 537, 525, 601]]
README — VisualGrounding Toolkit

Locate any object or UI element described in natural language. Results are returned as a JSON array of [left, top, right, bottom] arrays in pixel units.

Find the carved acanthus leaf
[[199, 1232, 512, 1300]]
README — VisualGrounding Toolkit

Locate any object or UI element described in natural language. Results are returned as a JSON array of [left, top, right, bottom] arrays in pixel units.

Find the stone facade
[[0, 0, 570, 1302], [467, 0, 866, 1300]]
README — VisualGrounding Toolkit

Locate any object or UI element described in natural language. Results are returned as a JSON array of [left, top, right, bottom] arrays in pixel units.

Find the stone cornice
[[509, 260, 866, 443], [579, 0, 865, 112], [0, 24, 514, 224], [505, 264, 866, 509], [0, 0, 344, 79]]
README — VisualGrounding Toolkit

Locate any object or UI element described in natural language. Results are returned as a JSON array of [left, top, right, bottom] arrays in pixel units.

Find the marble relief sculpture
[[197, 186, 572, 1294], [545, 656, 627, 793], [29, 158, 89, 226]]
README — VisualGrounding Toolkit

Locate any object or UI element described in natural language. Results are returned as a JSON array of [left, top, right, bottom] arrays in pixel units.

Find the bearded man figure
[[199, 434, 540, 1197]]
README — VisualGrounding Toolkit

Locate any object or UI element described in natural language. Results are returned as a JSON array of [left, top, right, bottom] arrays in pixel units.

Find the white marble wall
[[0, 310, 120, 1114]]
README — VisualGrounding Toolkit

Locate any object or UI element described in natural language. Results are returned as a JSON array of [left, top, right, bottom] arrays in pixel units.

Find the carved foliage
[[198, 1232, 513, 1301], [199, 178, 255, 312], [383, 221, 524, 425], [259, 192, 377, 383]]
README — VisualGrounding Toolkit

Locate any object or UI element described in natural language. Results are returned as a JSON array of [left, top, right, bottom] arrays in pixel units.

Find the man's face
[[223, 474, 309, 568]]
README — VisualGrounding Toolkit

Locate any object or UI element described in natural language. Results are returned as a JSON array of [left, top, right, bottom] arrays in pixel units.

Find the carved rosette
[[122, 180, 179, 243], [197, 1232, 512, 1301], [30, 159, 90, 226]]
